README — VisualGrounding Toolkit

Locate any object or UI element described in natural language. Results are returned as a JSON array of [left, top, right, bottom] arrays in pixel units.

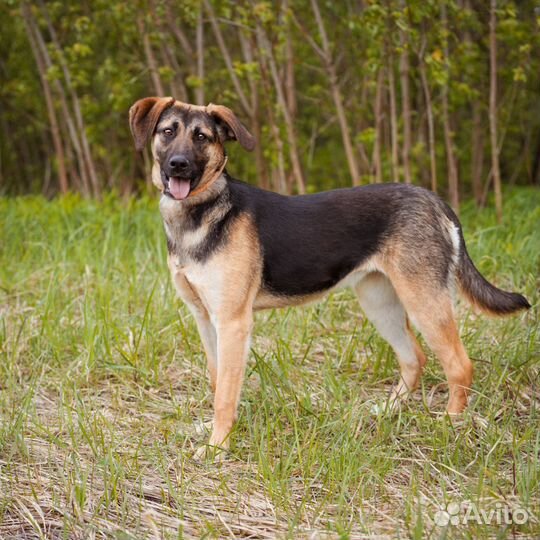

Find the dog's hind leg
[[354, 272, 427, 403], [386, 272, 473, 414]]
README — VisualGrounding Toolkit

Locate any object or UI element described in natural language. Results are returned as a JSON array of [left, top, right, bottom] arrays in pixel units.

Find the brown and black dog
[[129, 96, 530, 458]]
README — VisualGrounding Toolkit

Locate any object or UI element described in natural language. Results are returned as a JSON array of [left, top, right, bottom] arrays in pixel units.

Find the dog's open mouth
[[161, 171, 192, 201], [168, 176, 191, 200]]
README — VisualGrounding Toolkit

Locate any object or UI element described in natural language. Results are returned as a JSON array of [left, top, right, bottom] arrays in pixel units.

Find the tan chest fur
[[162, 203, 262, 320]]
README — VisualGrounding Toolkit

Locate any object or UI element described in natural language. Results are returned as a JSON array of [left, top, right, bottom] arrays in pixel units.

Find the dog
[[129, 96, 530, 458]]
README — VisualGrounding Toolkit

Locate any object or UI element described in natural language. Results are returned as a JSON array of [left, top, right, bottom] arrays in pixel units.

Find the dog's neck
[[159, 174, 232, 264]]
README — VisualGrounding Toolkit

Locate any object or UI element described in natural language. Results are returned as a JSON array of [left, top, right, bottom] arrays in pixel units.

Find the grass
[[0, 187, 538, 539]]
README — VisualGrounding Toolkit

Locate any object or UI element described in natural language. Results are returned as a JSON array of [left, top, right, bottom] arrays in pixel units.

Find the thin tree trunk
[[387, 55, 400, 183], [38, 0, 100, 197], [29, 9, 90, 194], [399, 25, 412, 184], [195, 7, 205, 105], [162, 0, 197, 100], [256, 44, 286, 192], [239, 30, 269, 189], [204, 0, 251, 116], [159, 40, 189, 101], [373, 68, 384, 184], [205, 0, 274, 189], [164, 0, 195, 64], [283, 0, 298, 190], [440, 3, 459, 212], [264, 75, 287, 192], [310, 0, 361, 186], [442, 85, 459, 212], [471, 102, 484, 204], [462, 0, 482, 205], [255, 22, 306, 193], [355, 73, 372, 172], [418, 48, 437, 193], [489, 0, 503, 222], [284, 11, 296, 119], [138, 16, 165, 96], [21, 3, 68, 194]]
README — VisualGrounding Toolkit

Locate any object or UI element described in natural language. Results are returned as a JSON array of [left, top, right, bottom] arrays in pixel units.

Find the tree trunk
[[205, 0, 274, 190], [204, 0, 251, 116], [164, 0, 195, 65], [159, 40, 189, 101], [195, 7, 205, 105], [283, 0, 298, 190], [310, 0, 361, 186], [489, 0, 503, 222], [162, 0, 196, 100], [138, 16, 165, 96], [239, 30, 269, 189], [399, 10, 412, 184], [418, 50, 437, 193], [373, 68, 384, 184], [284, 0, 297, 120], [255, 22, 306, 193], [471, 102, 484, 205], [356, 73, 372, 172], [30, 9, 90, 194], [21, 3, 69, 194], [440, 3, 459, 212], [38, 0, 100, 197], [254, 39, 286, 192], [399, 0, 412, 184], [387, 55, 400, 183]]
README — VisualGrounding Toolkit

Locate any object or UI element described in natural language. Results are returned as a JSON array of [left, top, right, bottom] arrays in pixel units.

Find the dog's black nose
[[168, 155, 190, 173]]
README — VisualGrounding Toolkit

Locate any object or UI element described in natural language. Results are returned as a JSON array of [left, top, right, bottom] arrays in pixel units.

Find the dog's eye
[[195, 132, 207, 141], [163, 128, 174, 137]]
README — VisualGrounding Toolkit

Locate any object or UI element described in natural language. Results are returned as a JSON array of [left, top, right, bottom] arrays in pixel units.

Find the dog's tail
[[457, 235, 530, 316]]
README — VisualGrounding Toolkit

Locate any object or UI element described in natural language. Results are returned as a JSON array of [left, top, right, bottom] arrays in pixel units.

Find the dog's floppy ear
[[206, 103, 255, 152], [129, 97, 175, 151]]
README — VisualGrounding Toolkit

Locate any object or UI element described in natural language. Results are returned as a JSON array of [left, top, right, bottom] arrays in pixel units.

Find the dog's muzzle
[[161, 170, 193, 201]]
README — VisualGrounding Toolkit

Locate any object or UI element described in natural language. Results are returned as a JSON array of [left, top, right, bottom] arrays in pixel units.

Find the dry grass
[[0, 189, 539, 539]]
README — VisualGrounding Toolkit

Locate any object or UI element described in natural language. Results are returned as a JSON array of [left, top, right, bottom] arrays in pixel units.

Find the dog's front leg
[[190, 309, 218, 392], [168, 257, 219, 392], [206, 311, 253, 454]]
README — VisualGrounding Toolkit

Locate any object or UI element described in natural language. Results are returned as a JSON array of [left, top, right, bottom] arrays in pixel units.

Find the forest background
[[2, 0, 540, 219]]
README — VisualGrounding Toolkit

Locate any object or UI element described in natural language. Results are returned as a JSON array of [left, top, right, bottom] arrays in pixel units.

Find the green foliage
[[0, 0, 539, 198]]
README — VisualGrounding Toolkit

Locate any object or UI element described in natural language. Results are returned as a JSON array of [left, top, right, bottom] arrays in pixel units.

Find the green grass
[[0, 188, 538, 539]]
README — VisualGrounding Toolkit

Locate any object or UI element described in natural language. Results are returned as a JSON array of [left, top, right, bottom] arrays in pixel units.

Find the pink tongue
[[169, 177, 191, 200]]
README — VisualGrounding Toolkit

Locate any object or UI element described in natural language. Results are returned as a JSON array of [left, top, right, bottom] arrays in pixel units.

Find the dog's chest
[[167, 250, 225, 317], [163, 218, 209, 266], [159, 194, 233, 266], [159, 198, 209, 265]]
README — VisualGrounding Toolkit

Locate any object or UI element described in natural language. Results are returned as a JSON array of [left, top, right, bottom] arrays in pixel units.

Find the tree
[[489, 0, 503, 222], [1, 0, 538, 205]]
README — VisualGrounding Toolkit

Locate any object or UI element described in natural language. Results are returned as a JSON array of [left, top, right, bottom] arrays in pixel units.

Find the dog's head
[[129, 97, 255, 200]]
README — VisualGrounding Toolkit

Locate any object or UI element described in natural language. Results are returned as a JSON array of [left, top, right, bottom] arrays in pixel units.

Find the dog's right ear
[[129, 97, 175, 151]]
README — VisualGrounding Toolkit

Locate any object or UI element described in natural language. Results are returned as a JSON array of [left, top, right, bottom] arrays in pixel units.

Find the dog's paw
[[193, 443, 228, 462]]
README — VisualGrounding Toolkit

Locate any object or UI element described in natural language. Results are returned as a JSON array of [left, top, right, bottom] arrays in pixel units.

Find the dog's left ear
[[207, 104, 255, 152], [129, 96, 175, 151]]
